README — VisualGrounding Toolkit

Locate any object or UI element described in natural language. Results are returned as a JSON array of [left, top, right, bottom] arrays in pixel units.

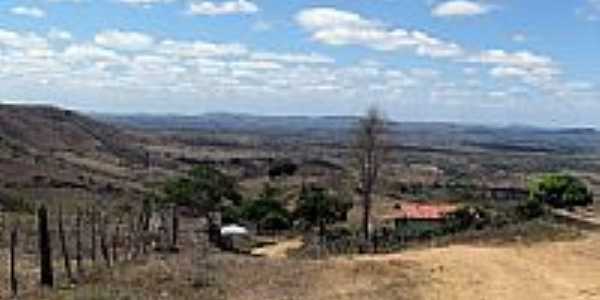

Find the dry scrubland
[[4, 106, 600, 299], [2, 230, 600, 300]]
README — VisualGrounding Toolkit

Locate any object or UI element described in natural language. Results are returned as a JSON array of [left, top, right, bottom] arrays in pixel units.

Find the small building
[[381, 202, 458, 232]]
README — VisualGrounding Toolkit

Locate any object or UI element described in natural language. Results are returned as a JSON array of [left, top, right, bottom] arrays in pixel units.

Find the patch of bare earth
[[353, 233, 600, 300]]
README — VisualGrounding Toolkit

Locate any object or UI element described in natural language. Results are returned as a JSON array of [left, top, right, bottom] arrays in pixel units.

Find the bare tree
[[352, 107, 388, 244]]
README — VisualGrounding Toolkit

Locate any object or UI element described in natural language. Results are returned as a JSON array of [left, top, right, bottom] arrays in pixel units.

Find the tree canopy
[[529, 174, 593, 209], [295, 183, 352, 228], [163, 165, 242, 215]]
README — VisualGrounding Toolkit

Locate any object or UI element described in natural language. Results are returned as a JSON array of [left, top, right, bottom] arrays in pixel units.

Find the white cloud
[[0, 29, 49, 49], [48, 28, 73, 41], [62, 44, 124, 63], [187, 0, 258, 16], [117, 0, 173, 6], [432, 1, 494, 17], [512, 33, 527, 43], [10, 6, 46, 18], [94, 30, 154, 51], [468, 49, 553, 68], [250, 52, 334, 64], [157, 40, 248, 57], [296, 8, 463, 58]]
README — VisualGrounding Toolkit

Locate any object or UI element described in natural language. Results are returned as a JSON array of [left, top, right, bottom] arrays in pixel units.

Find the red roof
[[382, 202, 458, 221]]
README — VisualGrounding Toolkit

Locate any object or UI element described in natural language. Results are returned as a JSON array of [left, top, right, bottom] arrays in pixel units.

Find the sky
[[0, 0, 599, 126]]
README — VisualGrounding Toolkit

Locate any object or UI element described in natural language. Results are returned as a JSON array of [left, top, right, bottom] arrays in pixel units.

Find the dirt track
[[351, 234, 600, 300]]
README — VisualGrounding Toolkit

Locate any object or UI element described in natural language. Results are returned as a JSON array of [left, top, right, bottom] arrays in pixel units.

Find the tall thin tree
[[352, 107, 387, 243]]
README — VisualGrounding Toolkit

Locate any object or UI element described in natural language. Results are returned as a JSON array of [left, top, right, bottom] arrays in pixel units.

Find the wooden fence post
[[171, 205, 179, 251], [112, 218, 120, 263], [139, 211, 147, 255], [90, 207, 97, 263], [76, 207, 83, 276], [10, 224, 18, 296], [58, 205, 74, 283], [100, 213, 111, 268], [38, 205, 54, 287]]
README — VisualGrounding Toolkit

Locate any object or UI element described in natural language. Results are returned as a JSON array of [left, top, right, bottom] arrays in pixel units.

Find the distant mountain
[[93, 112, 600, 154]]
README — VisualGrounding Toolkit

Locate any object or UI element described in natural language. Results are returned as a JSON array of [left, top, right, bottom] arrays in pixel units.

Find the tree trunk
[[38, 205, 54, 287], [58, 205, 73, 283], [362, 192, 371, 242]]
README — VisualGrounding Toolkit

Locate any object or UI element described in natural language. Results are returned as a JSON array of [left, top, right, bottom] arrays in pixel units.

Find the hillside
[[0, 105, 154, 206]]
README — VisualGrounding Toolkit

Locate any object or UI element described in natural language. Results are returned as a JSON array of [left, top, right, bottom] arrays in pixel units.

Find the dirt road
[[350, 234, 600, 300], [250, 237, 304, 258]]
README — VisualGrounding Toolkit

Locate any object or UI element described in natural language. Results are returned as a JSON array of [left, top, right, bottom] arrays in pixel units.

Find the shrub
[[268, 159, 298, 178], [294, 184, 352, 228], [240, 183, 292, 231], [163, 165, 242, 215], [529, 174, 593, 209], [516, 199, 546, 219], [259, 212, 291, 231], [0, 194, 36, 214]]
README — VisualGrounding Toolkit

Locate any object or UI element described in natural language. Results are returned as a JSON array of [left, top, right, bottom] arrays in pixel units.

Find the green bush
[[0, 195, 36, 214], [529, 174, 593, 209], [294, 184, 352, 228], [516, 199, 546, 219], [240, 183, 292, 231], [259, 212, 291, 231], [162, 165, 242, 215]]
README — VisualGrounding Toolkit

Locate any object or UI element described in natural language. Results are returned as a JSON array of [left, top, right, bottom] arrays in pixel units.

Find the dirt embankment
[[350, 234, 600, 300]]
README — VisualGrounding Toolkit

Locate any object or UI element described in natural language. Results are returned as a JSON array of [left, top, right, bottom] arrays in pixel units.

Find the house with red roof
[[381, 202, 458, 231]]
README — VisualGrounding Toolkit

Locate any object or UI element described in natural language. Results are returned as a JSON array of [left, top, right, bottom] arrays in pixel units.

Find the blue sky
[[0, 0, 599, 126]]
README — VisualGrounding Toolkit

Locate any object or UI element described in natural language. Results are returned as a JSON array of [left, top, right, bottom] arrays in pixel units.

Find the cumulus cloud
[[95, 30, 154, 51], [48, 28, 73, 41], [187, 0, 259, 16], [250, 52, 334, 64], [467, 49, 560, 86], [296, 8, 463, 58], [10, 6, 46, 18], [431, 1, 494, 17], [157, 40, 248, 57], [117, 0, 173, 6]]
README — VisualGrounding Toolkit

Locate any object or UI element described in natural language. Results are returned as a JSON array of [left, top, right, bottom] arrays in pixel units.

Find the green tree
[[163, 165, 242, 216], [529, 174, 593, 209], [241, 183, 291, 231], [295, 183, 352, 236]]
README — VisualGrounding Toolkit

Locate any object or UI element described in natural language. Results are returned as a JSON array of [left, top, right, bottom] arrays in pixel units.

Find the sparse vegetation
[[2, 105, 600, 300]]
